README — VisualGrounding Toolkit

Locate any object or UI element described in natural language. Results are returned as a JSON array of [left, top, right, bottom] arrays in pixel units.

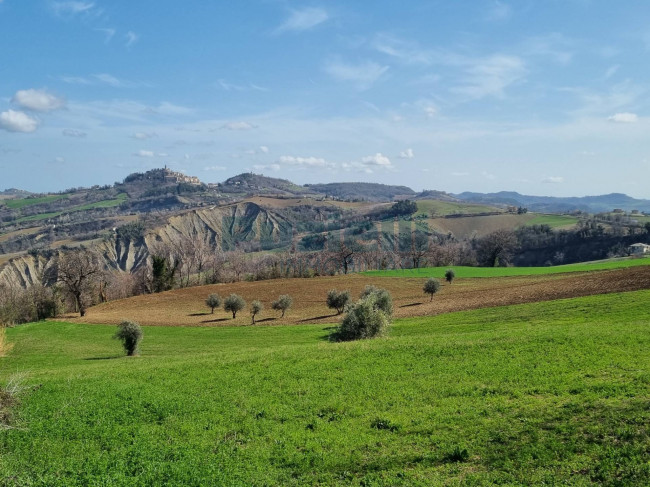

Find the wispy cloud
[[276, 7, 328, 33], [60, 73, 139, 88], [125, 31, 138, 48], [277, 155, 334, 168], [399, 148, 414, 159], [608, 112, 638, 123], [486, 1, 512, 21], [51, 1, 96, 17], [131, 132, 157, 140], [62, 128, 87, 138], [95, 27, 115, 44], [203, 165, 226, 171], [323, 59, 389, 90], [220, 121, 257, 130], [216, 79, 268, 92], [451, 55, 526, 99], [542, 176, 564, 184], [133, 150, 154, 158], [253, 163, 281, 172]]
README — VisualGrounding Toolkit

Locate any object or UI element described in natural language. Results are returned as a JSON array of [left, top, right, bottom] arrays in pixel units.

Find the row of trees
[[205, 293, 293, 324]]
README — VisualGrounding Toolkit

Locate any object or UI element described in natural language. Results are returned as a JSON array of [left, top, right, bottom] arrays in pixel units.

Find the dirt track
[[63, 266, 650, 327]]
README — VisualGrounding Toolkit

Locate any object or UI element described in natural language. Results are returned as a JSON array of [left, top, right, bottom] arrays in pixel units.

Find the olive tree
[[445, 269, 456, 284], [205, 293, 222, 314], [360, 285, 393, 317], [224, 294, 246, 319], [271, 294, 293, 318], [423, 278, 441, 301], [250, 300, 263, 324], [114, 320, 143, 356], [332, 293, 391, 342], [326, 289, 350, 315]]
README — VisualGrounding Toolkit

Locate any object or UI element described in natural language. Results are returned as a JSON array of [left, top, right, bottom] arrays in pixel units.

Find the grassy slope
[[2, 291, 650, 485], [525, 214, 579, 228], [2, 194, 68, 209], [415, 199, 498, 217], [363, 255, 650, 278]]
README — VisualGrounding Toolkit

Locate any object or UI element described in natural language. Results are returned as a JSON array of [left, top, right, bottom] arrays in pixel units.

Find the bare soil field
[[427, 213, 536, 238], [67, 266, 650, 327]]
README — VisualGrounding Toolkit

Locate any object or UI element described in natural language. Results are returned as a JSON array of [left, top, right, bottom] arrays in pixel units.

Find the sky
[[1, 1, 650, 197]]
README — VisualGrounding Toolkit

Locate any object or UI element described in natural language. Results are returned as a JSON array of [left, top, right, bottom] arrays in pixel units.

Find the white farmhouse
[[629, 243, 650, 255]]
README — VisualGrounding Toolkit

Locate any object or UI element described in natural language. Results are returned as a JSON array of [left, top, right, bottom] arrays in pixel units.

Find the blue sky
[[1, 1, 650, 197]]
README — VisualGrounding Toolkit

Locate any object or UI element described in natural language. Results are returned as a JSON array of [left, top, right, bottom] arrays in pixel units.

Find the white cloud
[[62, 128, 87, 138], [276, 7, 328, 33], [361, 153, 392, 167], [259, 145, 269, 153], [221, 121, 257, 130], [203, 165, 226, 171], [542, 176, 564, 184], [608, 112, 638, 123], [372, 34, 436, 65], [481, 171, 496, 180], [125, 31, 138, 48], [277, 155, 333, 168], [399, 148, 414, 159], [0, 110, 39, 133], [12, 89, 65, 112], [452, 55, 526, 99], [131, 132, 157, 140], [323, 59, 389, 90], [133, 150, 155, 158], [253, 164, 281, 172]]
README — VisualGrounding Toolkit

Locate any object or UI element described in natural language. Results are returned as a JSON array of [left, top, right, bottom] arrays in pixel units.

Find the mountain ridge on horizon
[[2, 168, 650, 212]]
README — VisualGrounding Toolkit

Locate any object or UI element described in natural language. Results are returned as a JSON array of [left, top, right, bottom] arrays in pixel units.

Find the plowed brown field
[[64, 266, 650, 327]]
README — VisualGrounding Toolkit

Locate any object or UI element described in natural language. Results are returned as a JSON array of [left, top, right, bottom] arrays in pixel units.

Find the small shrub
[[423, 278, 441, 302], [224, 294, 246, 319], [205, 294, 222, 314], [332, 294, 390, 341], [445, 269, 456, 284], [443, 446, 469, 463], [360, 285, 393, 317], [114, 320, 143, 356], [271, 294, 293, 318], [250, 300, 263, 324], [326, 289, 350, 315]]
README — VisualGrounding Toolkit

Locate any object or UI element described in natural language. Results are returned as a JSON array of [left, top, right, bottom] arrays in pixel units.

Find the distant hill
[[455, 191, 650, 213], [220, 173, 311, 196], [0, 188, 31, 197], [305, 182, 416, 202]]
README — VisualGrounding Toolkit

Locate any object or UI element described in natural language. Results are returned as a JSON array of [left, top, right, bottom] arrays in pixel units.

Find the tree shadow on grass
[[256, 318, 277, 323], [189, 312, 210, 316], [200, 318, 229, 324], [298, 313, 339, 323], [83, 355, 124, 361], [400, 302, 423, 308]]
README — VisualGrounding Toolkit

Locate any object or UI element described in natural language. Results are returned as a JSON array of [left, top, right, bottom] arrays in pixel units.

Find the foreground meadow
[[1, 290, 649, 485]]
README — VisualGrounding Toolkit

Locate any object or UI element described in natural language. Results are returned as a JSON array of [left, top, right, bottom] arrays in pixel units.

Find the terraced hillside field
[[68, 264, 650, 327]]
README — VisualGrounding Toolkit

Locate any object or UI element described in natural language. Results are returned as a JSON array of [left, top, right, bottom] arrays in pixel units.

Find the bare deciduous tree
[[54, 250, 101, 317]]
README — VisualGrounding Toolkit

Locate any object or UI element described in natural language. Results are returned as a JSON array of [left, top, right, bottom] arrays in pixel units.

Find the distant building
[[162, 166, 201, 185], [629, 243, 650, 255]]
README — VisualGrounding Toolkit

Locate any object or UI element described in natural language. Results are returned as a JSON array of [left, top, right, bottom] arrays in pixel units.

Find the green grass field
[[415, 200, 499, 217], [2, 291, 650, 485], [524, 214, 579, 228], [2, 194, 68, 209], [363, 256, 650, 278]]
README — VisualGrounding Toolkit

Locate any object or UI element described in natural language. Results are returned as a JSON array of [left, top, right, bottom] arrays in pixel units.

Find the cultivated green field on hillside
[[524, 214, 579, 228], [2, 291, 650, 485], [363, 256, 650, 278], [415, 199, 499, 217], [2, 194, 68, 209]]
